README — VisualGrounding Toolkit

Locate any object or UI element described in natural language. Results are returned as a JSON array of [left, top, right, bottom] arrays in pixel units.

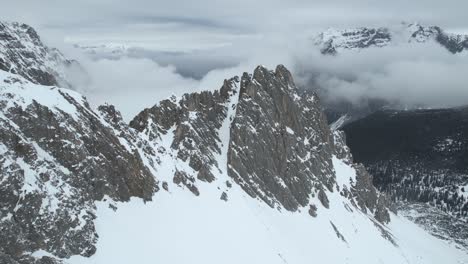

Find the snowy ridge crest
[[0, 21, 81, 88], [70, 64, 467, 264], [130, 64, 392, 223], [314, 22, 468, 54], [0, 70, 156, 264]]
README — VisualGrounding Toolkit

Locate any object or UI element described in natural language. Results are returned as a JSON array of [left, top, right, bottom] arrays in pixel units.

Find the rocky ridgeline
[[0, 22, 391, 263], [0, 21, 81, 88], [0, 71, 157, 264], [0, 64, 391, 263], [129, 76, 238, 191], [315, 22, 468, 54], [130, 64, 391, 220]]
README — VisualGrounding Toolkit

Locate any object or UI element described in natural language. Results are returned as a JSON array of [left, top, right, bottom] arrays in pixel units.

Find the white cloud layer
[[2, 1, 468, 119], [69, 37, 294, 120], [293, 42, 468, 109]]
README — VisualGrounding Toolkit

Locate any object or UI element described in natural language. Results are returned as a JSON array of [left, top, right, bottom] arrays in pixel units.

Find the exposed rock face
[[333, 130, 392, 224], [129, 78, 238, 190], [227, 66, 335, 211], [131, 65, 390, 221], [0, 60, 392, 263], [317, 27, 391, 54], [0, 71, 156, 264], [315, 23, 468, 55], [0, 21, 78, 87]]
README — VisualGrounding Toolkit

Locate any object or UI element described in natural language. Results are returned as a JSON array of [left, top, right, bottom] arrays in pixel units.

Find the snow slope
[[67, 157, 468, 264]]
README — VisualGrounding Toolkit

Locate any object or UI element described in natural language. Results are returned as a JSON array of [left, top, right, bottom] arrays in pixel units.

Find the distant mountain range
[[314, 22, 468, 54], [313, 23, 468, 127], [313, 22, 468, 251]]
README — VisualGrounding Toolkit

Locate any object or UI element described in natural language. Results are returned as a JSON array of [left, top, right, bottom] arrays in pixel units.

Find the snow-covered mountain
[[1, 21, 468, 264], [0, 69, 158, 263], [314, 22, 468, 54], [0, 21, 83, 88]]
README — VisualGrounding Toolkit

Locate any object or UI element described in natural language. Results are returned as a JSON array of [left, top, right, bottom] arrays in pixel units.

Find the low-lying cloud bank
[[74, 58, 199, 120], [64, 30, 468, 121], [3, 0, 468, 120], [67, 43, 293, 121], [293, 42, 468, 109]]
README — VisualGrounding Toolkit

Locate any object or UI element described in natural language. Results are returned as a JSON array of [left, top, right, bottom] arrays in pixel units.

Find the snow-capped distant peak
[[314, 22, 468, 54]]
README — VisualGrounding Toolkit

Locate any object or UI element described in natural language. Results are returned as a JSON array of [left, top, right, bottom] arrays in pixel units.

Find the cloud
[[74, 57, 199, 121], [66, 39, 291, 121], [63, 25, 468, 121], [3, 0, 468, 34], [3, 0, 468, 119], [293, 42, 468, 109]]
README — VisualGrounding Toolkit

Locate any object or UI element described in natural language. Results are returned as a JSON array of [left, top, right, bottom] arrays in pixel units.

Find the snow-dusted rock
[[0, 21, 79, 88], [1, 21, 467, 264], [130, 64, 390, 222], [314, 22, 468, 54], [0, 71, 156, 264]]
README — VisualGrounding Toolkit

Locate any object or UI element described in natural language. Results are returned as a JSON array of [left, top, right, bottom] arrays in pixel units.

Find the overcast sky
[[2, 1, 468, 119], [4, 0, 468, 31], [4, 0, 468, 54]]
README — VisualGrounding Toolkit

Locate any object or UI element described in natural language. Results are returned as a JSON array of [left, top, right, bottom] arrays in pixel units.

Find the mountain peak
[[130, 64, 390, 217], [315, 23, 468, 54], [0, 21, 78, 88]]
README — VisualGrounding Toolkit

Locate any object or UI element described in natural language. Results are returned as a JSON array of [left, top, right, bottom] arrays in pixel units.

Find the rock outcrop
[[131, 64, 391, 221], [227, 66, 335, 211], [0, 71, 156, 264], [0, 21, 79, 88]]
